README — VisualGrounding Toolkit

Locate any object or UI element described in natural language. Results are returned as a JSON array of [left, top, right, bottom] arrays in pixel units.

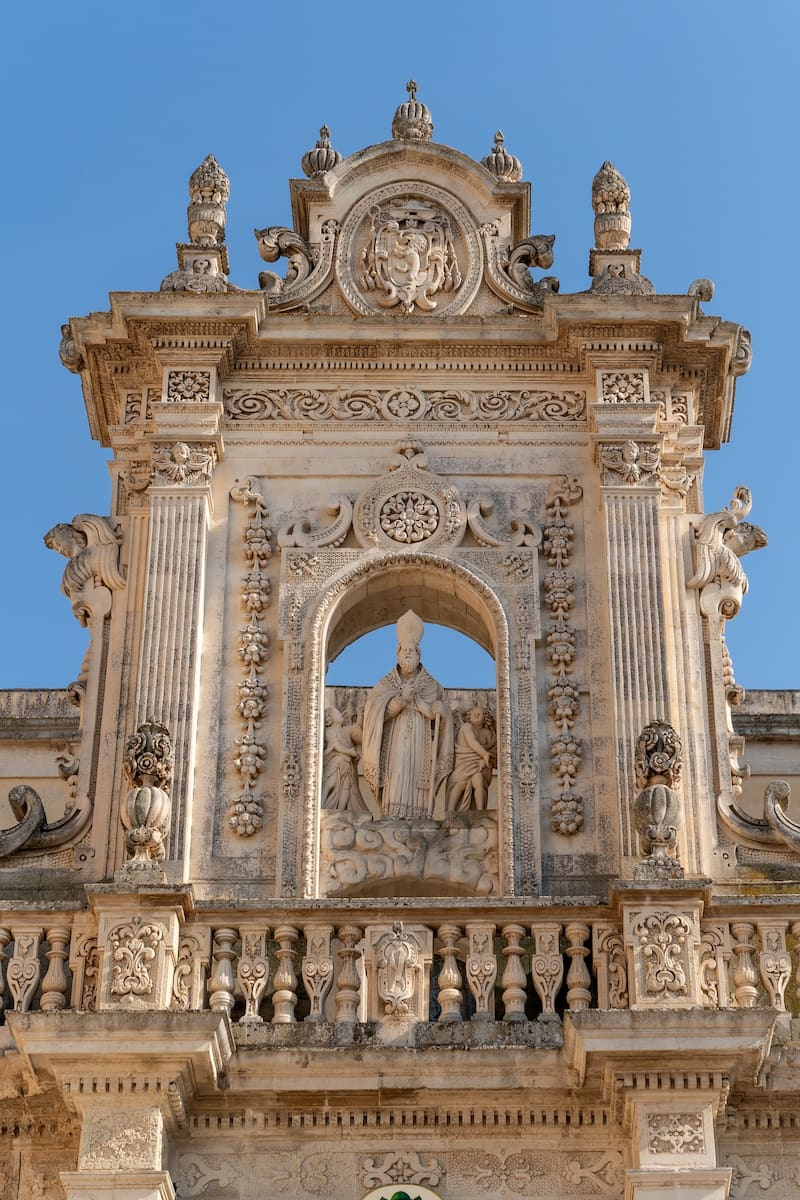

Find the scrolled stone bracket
[[0, 784, 90, 860], [481, 224, 559, 310], [255, 219, 339, 309]]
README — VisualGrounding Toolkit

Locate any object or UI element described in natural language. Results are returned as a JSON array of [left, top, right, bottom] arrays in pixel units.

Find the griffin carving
[[44, 514, 126, 605], [503, 235, 556, 290], [687, 486, 767, 619], [254, 226, 314, 293]]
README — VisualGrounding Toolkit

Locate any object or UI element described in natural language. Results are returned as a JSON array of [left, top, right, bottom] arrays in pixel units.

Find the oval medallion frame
[[336, 181, 483, 317]]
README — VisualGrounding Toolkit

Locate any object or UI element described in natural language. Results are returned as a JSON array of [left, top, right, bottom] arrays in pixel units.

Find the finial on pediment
[[392, 79, 433, 142], [302, 125, 343, 178], [588, 160, 654, 295], [187, 153, 230, 246], [592, 160, 631, 250], [481, 131, 523, 183]]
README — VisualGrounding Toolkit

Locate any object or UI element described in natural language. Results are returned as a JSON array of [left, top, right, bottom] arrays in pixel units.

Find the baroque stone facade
[[0, 84, 798, 1200]]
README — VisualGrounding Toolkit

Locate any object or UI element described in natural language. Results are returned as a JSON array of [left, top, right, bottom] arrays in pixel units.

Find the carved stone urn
[[632, 720, 685, 880], [119, 719, 173, 875]]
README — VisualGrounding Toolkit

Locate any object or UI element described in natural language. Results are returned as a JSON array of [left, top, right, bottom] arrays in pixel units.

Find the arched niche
[[326, 563, 496, 664], [278, 548, 536, 900]]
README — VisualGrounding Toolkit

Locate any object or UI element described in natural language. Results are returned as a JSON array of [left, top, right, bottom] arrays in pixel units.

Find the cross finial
[[406, 79, 417, 98]]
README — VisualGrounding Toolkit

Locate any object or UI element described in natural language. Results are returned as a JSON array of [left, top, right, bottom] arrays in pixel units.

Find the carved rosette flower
[[301, 125, 342, 177], [542, 478, 584, 834], [379, 491, 440, 543], [481, 131, 523, 182], [391, 80, 433, 141], [229, 479, 273, 836]]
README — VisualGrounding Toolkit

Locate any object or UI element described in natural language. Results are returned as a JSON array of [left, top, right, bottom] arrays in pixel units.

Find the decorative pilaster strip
[[301, 924, 334, 1021], [135, 443, 216, 862], [592, 922, 628, 1010], [465, 923, 497, 1019], [229, 479, 273, 837], [757, 922, 791, 1010], [8, 927, 42, 1013], [542, 477, 584, 833], [598, 447, 669, 855], [0, 927, 11, 1010], [530, 924, 564, 1017], [237, 926, 270, 1022]]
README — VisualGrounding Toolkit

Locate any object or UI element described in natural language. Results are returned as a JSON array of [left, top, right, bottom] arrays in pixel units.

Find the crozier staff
[[361, 610, 454, 819]]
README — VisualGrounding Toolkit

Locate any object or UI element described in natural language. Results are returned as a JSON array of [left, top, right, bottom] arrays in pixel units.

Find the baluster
[[236, 926, 270, 1022], [500, 924, 527, 1022], [0, 927, 11, 1011], [335, 925, 362, 1024], [272, 925, 299, 1023], [465, 923, 497, 1020], [40, 925, 71, 1013], [302, 924, 334, 1022], [208, 927, 238, 1016], [436, 924, 463, 1023], [531, 923, 564, 1018], [564, 922, 591, 1012], [757, 921, 791, 1010], [731, 922, 759, 1009], [8, 927, 42, 1013]]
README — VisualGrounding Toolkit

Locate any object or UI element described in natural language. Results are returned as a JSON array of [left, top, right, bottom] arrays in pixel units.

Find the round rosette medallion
[[353, 460, 466, 551], [336, 182, 481, 317]]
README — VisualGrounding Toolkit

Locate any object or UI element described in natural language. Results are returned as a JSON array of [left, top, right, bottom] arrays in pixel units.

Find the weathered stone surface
[[0, 89, 797, 1200]]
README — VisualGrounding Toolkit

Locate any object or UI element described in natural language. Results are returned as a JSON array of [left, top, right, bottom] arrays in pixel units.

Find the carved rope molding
[[542, 477, 584, 834], [229, 480, 273, 836], [223, 385, 586, 424]]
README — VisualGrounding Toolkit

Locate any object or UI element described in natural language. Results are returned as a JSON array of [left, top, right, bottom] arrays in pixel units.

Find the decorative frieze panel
[[166, 369, 212, 404], [599, 370, 649, 405], [223, 384, 586, 424], [172, 1146, 624, 1199], [623, 903, 702, 1009]]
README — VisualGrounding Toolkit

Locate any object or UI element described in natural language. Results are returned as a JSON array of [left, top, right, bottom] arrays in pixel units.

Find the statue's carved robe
[[362, 667, 454, 819]]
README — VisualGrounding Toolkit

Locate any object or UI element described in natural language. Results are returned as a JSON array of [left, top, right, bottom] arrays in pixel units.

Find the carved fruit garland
[[542, 477, 584, 834], [230, 479, 273, 836]]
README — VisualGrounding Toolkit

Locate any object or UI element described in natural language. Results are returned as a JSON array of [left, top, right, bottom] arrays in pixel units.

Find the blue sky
[[1, 1, 797, 690]]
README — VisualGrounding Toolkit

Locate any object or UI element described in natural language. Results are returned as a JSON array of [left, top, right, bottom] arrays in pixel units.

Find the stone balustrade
[[0, 905, 797, 1026]]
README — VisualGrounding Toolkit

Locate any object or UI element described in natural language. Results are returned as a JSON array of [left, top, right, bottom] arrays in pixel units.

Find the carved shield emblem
[[336, 182, 481, 317], [360, 200, 462, 313]]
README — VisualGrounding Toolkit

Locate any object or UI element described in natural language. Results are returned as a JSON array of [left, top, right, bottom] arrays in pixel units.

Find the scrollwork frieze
[[223, 384, 586, 424]]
